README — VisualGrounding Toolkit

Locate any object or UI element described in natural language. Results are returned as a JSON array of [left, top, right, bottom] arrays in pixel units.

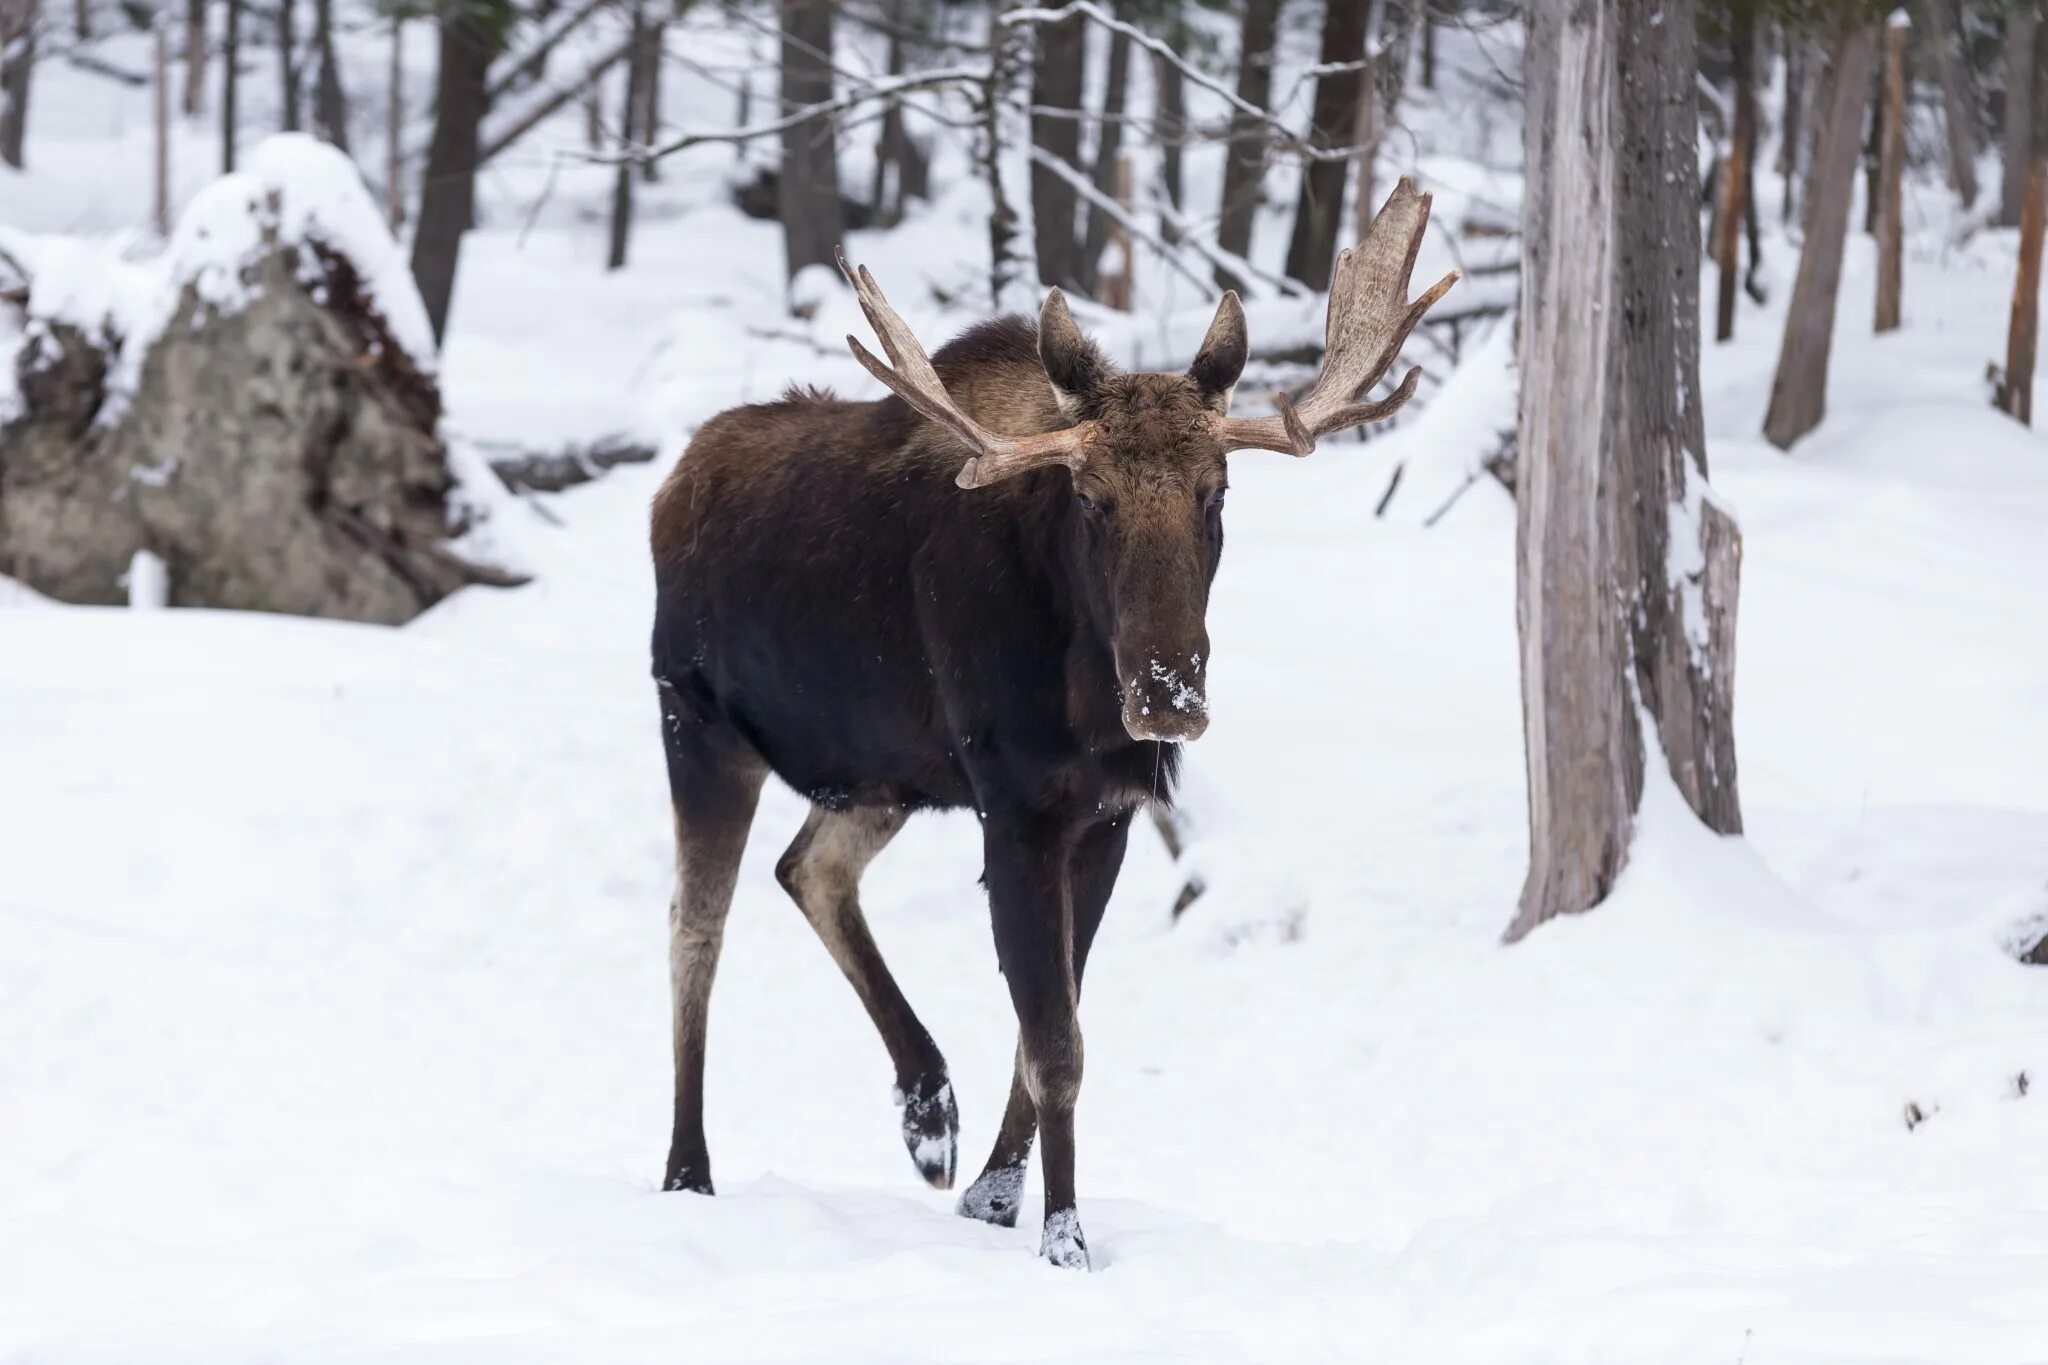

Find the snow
[[5, 8, 2048, 1363], [0, 132, 433, 429]]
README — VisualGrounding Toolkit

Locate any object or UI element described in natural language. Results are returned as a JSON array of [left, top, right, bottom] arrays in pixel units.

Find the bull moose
[[648, 180, 1455, 1268]]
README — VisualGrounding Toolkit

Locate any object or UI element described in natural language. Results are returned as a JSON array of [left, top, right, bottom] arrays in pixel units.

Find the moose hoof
[[896, 1076, 958, 1190], [956, 1162, 1026, 1228], [1040, 1208, 1089, 1271], [661, 1154, 714, 1195]]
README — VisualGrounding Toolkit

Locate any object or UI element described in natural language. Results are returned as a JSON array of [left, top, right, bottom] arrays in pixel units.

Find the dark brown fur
[[649, 298, 1247, 1269]]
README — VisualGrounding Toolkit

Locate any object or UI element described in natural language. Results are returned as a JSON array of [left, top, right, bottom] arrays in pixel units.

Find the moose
[[648, 180, 1455, 1269]]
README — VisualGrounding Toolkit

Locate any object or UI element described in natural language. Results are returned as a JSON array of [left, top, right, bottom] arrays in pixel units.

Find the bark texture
[[1, 247, 506, 623], [1284, 0, 1369, 290], [1763, 22, 1876, 451], [1511, 0, 1743, 943], [777, 0, 843, 283], [1216, 0, 1281, 291], [1029, 10, 1085, 289]]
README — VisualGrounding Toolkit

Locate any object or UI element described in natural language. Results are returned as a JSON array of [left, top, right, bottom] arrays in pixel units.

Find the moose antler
[[1214, 177, 1459, 457], [837, 249, 1098, 489]]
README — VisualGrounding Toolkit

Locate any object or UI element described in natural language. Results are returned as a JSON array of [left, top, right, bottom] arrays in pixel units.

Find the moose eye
[[1076, 492, 1101, 513], [1208, 487, 1228, 510]]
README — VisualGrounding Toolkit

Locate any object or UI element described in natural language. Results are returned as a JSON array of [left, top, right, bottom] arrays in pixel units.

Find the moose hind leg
[[776, 804, 957, 1189], [661, 717, 768, 1195]]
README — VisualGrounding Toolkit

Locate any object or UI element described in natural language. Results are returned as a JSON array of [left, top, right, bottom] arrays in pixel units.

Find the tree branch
[[623, 64, 987, 165]]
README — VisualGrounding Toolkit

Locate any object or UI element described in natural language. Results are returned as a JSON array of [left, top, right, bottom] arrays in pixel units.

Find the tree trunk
[[1154, 8, 1186, 246], [1511, 0, 1742, 943], [2000, 158, 2044, 422], [385, 17, 402, 229], [1779, 42, 1808, 226], [986, 1, 1038, 310], [637, 10, 662, 182], [1079, 8, 1131, 297], [609, 0, 645, 271], [1216, 0, 1281, 291], [2005, 7, 2037, 227], [1351, 15, 1382, 249], [410, 9, 499, 346], [1285, 0, 1369, 291], [1763, 22, 1876, 451], [777, 0, 843, 284], [184, 0, 204, 116], [1876, 13, 1907, 332], [1918, 0, 1981, 206], [870, 0, 906, 223], [221, 0, 240, 172], [279, 0, 300, 131], [313, 0, 347, 151], [1715, 10, 1755, 343], [1421, 3, 1435, 88], [2, 0, 39, 169], [153, 15, 170, 235], [1029, 10, 1085, 289], [1999, 17, 2048, 422], [1863, 49, 1882, 234]]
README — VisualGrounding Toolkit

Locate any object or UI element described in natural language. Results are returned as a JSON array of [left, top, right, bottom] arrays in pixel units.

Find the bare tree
[[1216, 0, 1282, 291], [1917, 0, 1981, 206], [1030, 7, 1085, 287], [279, 0, 301, 131], [778, 0, 844, 283], [1079, 5, 1133, 297], [1999, 14, 2048, 422], [1, 0, 38, 169], [1763, 17, 1876, 451], [987, 1, 1039, 309], [184, 0, 204, 115], [1875, 10, 1907, 333], [1713, 4, 1757, 342], [154, 12, 170, 235], [610, 0, 648, 271], [222, 0, 241, 172], [410, 4, 503, 344], [314, 0, 348, 150], [1153, 6, 1186, 245], [1284, 0, 1369, 290], [386, 15, 403, 229], [1511, 0, 1742, 942], [2006, 6, 2038, 227]]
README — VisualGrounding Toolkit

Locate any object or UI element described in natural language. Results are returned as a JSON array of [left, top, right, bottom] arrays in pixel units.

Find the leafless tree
[[1763, 17, 1875, 451], [1216, 0, 1282, 291], [1285, 0, 1369, 290], [1511, 0, 1742, 942], [1, 0, 39, 168]]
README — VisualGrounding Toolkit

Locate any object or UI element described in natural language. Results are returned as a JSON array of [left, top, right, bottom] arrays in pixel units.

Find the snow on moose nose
[[1122, 655, 1209, 742]]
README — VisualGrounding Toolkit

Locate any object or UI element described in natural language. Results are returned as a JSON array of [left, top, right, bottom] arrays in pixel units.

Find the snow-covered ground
[[6, 8, 2048, 1362]]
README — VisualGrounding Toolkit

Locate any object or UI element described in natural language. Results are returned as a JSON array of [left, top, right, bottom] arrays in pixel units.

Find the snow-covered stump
[[0, 135, 516, 624]]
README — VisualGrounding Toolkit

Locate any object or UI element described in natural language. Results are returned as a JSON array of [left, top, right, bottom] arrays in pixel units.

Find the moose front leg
[[960, 814, 1129, 1236], [973, 810, 1127, 1269]]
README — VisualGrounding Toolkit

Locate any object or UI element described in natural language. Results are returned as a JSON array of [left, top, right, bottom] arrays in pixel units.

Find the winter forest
[[4, 0, 2048, 1357]]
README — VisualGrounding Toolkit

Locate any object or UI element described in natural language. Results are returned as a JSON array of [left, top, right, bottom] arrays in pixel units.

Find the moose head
[[839, 178, 1459, 743]]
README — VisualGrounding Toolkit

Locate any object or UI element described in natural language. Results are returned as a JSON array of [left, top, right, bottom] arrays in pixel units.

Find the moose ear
[[1188, 291, 1249, 412], [1039, 289, 1106, 418]]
